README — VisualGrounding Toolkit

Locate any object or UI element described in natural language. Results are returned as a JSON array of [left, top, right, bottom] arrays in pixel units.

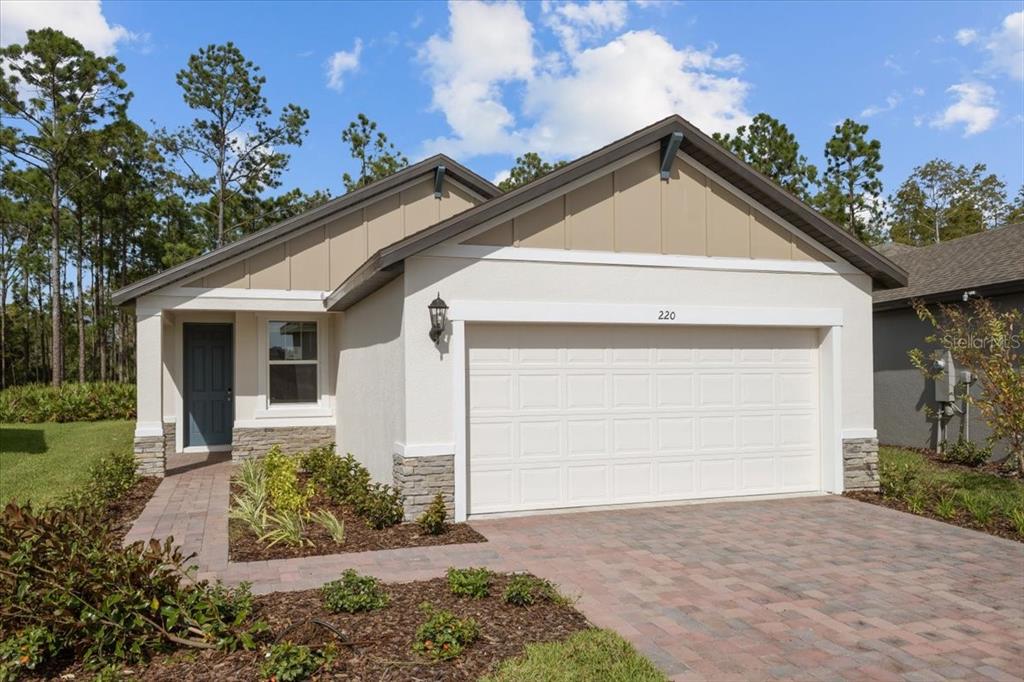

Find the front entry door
[[184, 323, 233, 447]]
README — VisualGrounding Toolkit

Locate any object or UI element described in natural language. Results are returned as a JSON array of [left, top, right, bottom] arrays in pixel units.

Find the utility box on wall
[[933, 350, 956, 405]]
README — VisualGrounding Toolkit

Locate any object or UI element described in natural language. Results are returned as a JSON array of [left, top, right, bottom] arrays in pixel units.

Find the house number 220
[[658, 310, 676, 320]]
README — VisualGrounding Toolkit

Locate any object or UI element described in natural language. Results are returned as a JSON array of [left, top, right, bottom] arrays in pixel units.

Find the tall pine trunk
[[76, 210, 86, 383], [50, 171, 63, 386]]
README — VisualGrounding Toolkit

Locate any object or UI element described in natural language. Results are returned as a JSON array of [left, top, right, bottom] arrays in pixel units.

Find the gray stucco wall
[[873, 291, 1024, 457]]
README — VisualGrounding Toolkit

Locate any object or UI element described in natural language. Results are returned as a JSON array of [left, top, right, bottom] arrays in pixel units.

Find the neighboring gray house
[[873, 224, 1024, 455]]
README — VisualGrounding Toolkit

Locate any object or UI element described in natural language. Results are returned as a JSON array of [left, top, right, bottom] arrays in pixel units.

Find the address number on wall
[[657, 310, 676, 321]]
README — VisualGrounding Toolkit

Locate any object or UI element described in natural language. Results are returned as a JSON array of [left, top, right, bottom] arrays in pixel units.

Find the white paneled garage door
[[467, 324, 821, 515]]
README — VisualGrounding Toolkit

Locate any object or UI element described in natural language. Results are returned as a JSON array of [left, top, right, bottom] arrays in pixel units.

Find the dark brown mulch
[[107, 476, 160, 542], [130, 573, 591, 681], [229, 479, 487, 561], [844, 490, 1023, 543]]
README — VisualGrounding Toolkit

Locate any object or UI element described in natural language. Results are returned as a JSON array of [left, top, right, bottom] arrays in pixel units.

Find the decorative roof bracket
[[660, 132, 684, 181], [433, 165, 447, 198]]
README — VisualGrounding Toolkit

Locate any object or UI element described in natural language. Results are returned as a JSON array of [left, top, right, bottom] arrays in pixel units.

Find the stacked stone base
[[231, 426, 335, 461], [843, 437, 880, 491], [133, 435, 166, 477], [393, 453, 455, 521]]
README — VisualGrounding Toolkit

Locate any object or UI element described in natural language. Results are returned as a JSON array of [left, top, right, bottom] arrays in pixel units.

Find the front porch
[[132, 292, 340, 476]]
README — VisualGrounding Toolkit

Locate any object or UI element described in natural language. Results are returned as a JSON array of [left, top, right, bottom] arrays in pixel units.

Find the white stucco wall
[[338, 276, 406, 483], [400, 254, 875, 450]]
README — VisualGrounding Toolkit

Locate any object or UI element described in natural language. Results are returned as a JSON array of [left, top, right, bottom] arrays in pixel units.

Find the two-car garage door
[[467, 324, 821, 515]]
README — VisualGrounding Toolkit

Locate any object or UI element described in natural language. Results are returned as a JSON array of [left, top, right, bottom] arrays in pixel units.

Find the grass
[[0, 420, 135, 506], [876, 446, 1024, 539], [481, 628, 667, 682]]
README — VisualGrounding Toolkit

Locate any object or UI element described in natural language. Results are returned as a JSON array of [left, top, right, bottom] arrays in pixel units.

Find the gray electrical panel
[[933, 350, 956, 403]]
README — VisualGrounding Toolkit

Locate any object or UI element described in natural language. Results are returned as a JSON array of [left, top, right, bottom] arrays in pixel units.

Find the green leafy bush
[[322, 453, 372, 506], [0, 626, 56, 680], [86, 450, 139, 501], [321, 570, 389, 613], [259, 641, 336, 682], [264, 446, 313, 513], [0, 382, 135, 423], [417, 492, 449, 535], [502, 575, 561, 607], [447, 567, 492, 598], [942, 439, 991, 467], [880, 458, 919, 499], [300, 444, 339, 482], [0, 501, 265, 670], [355, 483, 405, 529], [309, 509, 345, 544], [413, 603, 478, 661]]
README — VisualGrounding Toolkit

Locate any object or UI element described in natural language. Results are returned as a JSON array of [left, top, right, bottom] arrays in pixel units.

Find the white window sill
[[253, 405, 332, 419]]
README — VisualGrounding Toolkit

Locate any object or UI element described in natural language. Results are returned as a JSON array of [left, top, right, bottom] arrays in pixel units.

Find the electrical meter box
[[933, 350, 956, 403]]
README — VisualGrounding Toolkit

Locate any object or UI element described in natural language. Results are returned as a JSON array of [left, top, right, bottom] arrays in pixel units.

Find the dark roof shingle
[[872, 223, 1024, 309]]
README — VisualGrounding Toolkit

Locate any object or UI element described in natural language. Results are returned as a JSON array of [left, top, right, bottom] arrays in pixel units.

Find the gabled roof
[[111, 155, 501, 305], [873, 223, 1024, 311], [325, 115, 908, 311]]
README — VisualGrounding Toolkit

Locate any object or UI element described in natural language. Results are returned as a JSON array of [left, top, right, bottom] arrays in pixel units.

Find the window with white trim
[[268, 321, 318, 404]]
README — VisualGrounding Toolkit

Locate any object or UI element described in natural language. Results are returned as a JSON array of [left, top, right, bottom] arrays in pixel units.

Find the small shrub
[[0, 626, 56, 680], [447, 567, 492, 598], [906, 489, 927, 514], [0, 501, 265, 670], [356, 483, 405, 529], [960, 492, 996, 526], [264, 446, 314, 513], [1009, 508, 1024, 536], [880, 459, 919, 500], [417, 493, 449, 535], [300, 444, 339, 483], [259, 641, 336, 682], [237, 458, 268, 498], [502, 575, 562, 607], [87, 450, 139, 500], [942, 439, 991, 467], [323, 453, 372, 506], [259, 509, 311, 547], [413, 603, 478, 661], [0, 382, 135, 423], [933, 493, 957, 520], [321, 570, 389, 613], [230, 493, 269, 536], [309, 509, 345, 545]]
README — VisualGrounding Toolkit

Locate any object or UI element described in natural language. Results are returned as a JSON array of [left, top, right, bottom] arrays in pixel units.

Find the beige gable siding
[[185, 178, 484, 290], [462, 152, 831, 263]]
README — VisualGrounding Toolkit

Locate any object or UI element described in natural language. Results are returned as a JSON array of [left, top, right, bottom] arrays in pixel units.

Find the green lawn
[[878, 446, 1024, 539], [482, 629, 667, 682], [0, 420, 135, 506]]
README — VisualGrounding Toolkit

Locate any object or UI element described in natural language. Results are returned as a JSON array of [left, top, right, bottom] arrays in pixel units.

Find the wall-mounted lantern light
[[428, 293, 448, 344]]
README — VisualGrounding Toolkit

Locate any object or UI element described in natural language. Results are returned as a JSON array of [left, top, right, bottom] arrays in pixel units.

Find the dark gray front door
[[184, 323, 233, 447]]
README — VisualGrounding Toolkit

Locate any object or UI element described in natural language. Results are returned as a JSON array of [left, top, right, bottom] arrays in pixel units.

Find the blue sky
[[3, 0, 1022, 201]]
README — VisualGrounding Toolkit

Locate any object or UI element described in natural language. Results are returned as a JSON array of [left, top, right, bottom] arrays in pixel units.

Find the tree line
[[2, 29, 1019, 390], [0, 30, 407, 389]]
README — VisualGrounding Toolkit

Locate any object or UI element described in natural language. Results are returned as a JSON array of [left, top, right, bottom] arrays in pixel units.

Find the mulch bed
[[229, 477, 487, 562], [844, 490, 1023, 543], [107, 476, 161, 542], [128, 573, 591, 681], [889, 444, 1021, 481]]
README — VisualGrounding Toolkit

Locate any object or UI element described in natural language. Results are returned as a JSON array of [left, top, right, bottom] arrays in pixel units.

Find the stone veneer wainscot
[[393, 453, 455, 520], [843, 437, 880, 491], [231, 425, 336, 461]]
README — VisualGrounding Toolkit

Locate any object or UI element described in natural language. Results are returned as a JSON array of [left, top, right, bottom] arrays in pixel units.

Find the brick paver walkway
[[127, 456, 1024, 681]]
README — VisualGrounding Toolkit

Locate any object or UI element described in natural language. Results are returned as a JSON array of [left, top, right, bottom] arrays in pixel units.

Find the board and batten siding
[[464, 151, 829, 262], [183, 178, 480, 291]]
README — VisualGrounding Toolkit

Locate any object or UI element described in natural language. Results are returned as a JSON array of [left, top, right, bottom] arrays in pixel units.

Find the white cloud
[[419, 1, 750, 159], [0, 0, 133, 55], [542, 0, 628, 54], [492, 168, 511, 185], [861, 93, 901, 118], [912, 86, 926, 96], [983, 11, 1023, 80], [931, 82, 998, 136], [325, 39, 362, 91], [954, 28, 978, 46], [882, 55, 906, 74]]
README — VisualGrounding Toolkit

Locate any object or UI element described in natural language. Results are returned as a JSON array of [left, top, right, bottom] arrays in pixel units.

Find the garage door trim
[[449, 301, 845, 522]]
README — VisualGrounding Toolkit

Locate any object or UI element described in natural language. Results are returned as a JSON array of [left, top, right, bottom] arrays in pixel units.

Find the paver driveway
[[129, 457, 1024, 681]]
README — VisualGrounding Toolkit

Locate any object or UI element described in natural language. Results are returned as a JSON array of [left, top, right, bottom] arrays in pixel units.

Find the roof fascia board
[[112, 157, 498, 305], [873, 278, 1024, 311]]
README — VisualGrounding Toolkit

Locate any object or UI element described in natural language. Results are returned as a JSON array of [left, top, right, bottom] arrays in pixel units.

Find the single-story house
[[113, 115, 908, 521], [873, 224, 1024, 456]]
